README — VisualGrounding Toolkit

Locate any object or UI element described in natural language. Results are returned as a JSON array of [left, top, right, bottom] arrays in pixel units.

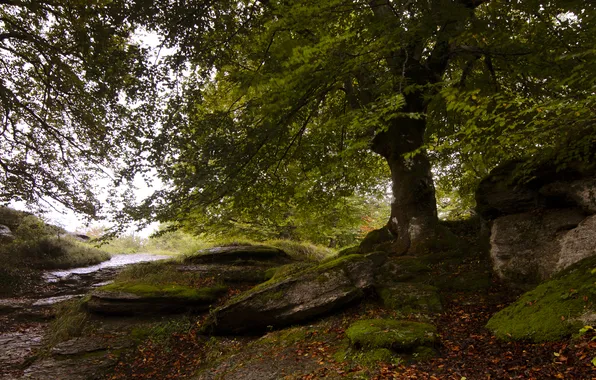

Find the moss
[[486, 256, 596, 342], [98, 282, 227, 301], [346, 319, 437, 351], [255, 327, 308, 347], [263, 267, 278, 281], [378, 283, 442, 313], [412, 346, 436, 361], [314, 254, 367, 273], [337, 245, 361, 257]]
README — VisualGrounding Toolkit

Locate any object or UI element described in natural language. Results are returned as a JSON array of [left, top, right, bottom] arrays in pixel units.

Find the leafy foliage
[[0, 0, 154, 216], [126, 0, 595, 237]]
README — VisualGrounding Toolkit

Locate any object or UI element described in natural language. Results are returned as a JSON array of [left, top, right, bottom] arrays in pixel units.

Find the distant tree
[[135, 0, 594, 254], [0, 0, 153, 217]]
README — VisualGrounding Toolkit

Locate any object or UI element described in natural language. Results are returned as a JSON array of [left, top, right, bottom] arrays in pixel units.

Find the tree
[[0, 0, 153, 217], [132, 0, 594, 254]]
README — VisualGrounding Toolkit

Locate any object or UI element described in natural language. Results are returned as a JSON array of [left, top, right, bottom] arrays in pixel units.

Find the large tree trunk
[[371, 114, 438, 255]]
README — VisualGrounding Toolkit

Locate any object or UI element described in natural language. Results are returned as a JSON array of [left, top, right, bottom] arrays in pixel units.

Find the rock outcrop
[[184, 245, 293, 265], [476, 161, 596, 288], [0, 224, 14, 243], [87, 285, 227, 315], [203, 254, 381, 335]]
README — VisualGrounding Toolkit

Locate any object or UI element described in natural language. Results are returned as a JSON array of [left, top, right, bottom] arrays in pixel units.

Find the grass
[[45, 297, 90, 347], [0, 236, 110, 296]]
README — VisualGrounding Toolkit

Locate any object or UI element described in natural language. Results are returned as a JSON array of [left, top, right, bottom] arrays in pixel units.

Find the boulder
[[87, 284, 227, 315], [476, 160, 596, 288], [490, 209, 586, 286], [203, 254, 377, 335], [0, 224, 14, 243], [184, 245, 293, 265]]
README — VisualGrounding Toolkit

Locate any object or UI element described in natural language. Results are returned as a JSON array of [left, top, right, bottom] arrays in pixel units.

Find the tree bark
[[372, 112, 438, 255]]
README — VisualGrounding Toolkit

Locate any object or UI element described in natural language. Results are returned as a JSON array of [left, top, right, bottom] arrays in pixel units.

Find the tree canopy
[[131, 0, 594, 251], [1, 0, 594, 249], [0, 0, 153, 217]]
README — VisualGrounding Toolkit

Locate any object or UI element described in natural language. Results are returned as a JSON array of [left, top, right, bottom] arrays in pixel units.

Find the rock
[[87, 284, 227, 315], [337, 245, 361, 257], [0, 224, 15, 243], [486, 255, 596, 342], [50, 336, 132, 356], [555, 214, 596, 273], [475, 161, 542, 220], [0, 327, 44, 371], [0, 299, 29, 315], [203, 255, 375, 335], [540, 178, 596, 213], [185, 245, 293, 265], [345, 319, 437, 352], [490, 209, 586, 287], [476, 160, 596, 287], [359, 226, 394, 253], [68, 233, 91, 241], [177, 264, 272, 284], [377, 283, 442, 314], [22, 354, 117, 380]]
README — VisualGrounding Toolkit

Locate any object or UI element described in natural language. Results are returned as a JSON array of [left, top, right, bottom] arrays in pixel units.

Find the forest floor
[[108, 281, 596, 380]]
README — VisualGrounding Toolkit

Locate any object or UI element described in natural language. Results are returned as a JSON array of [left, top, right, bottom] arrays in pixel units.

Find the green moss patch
[[486, 256, 596, 342], [98, 282, 227, 301], [378, 283, 442, 314], [346, 319, 437, 351]]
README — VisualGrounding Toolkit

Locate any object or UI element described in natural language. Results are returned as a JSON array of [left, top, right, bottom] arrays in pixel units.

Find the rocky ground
[[1, 243, 595, 380]]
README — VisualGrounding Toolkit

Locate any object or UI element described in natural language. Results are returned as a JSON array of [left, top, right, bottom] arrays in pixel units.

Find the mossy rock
[[88, 283, 228, 315], [337, 245, 361, 257], [486, 255, 596, 342], [203, 254, 375, 334], [97, 282, 227, 301], [346, 319, 437, 352], [359, 226, 394, 253], [377, 283, 442, 314]]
